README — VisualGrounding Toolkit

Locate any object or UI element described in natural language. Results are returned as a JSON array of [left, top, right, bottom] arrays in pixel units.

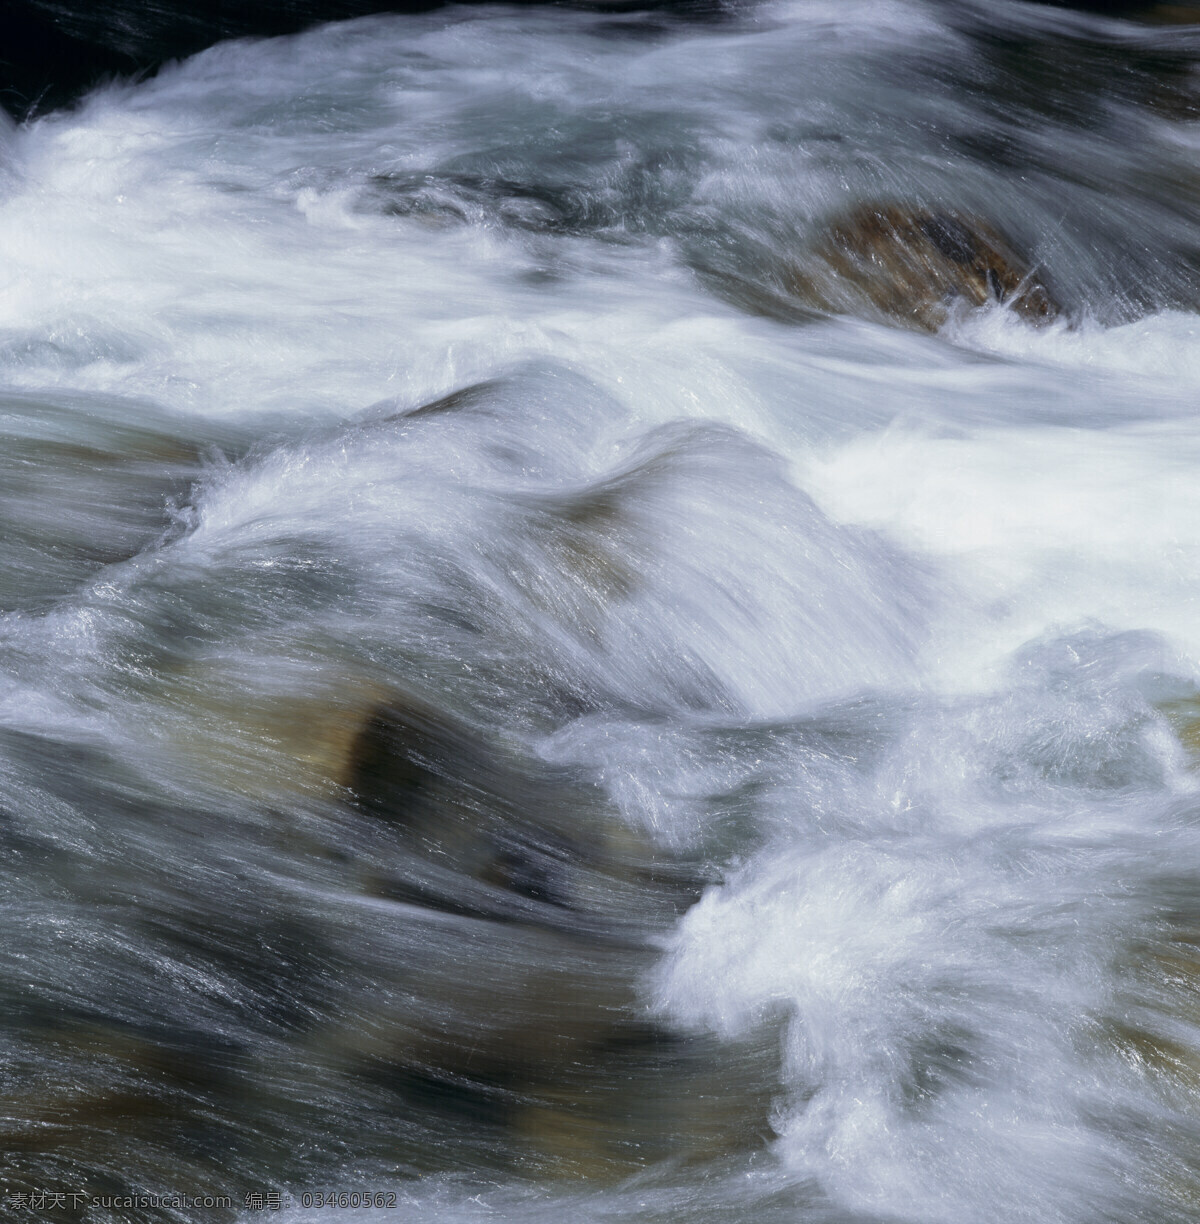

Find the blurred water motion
[[4, 3, 1200, 1222]]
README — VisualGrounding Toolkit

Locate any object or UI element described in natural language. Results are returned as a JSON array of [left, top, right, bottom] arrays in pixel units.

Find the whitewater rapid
[[3, 2, 1200, 1222]]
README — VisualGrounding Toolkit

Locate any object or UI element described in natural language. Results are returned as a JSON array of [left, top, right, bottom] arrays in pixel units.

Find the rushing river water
[[5, 2, 1200, 1221]]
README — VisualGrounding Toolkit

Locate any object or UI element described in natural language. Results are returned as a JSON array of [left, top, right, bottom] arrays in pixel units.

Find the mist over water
[[4, 3, 1200, 1222]]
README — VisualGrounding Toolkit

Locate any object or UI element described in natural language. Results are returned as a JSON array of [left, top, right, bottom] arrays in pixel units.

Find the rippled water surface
[[5, 2, 1200, 1221]]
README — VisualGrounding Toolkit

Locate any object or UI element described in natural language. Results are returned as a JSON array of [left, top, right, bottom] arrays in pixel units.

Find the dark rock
[[346, 692, 703, 930]]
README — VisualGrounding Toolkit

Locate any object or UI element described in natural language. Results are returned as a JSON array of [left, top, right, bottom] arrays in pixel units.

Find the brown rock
[[791, 204, 1059, 332]]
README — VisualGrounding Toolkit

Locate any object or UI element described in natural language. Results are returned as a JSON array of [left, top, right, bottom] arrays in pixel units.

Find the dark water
[[4, 3, 1200, 1222]]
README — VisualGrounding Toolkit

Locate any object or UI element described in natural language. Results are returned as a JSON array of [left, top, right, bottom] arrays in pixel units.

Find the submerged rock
[[0, 691, 770, 1200], [0, 394, 230, 613], [345, 690, 704, 930], [790, 204, 1059, 333], [304, 692, 771, 1172]]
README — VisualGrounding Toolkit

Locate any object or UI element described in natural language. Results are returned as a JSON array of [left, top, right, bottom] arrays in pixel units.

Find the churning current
[[4, 2, 1200, 1222]]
